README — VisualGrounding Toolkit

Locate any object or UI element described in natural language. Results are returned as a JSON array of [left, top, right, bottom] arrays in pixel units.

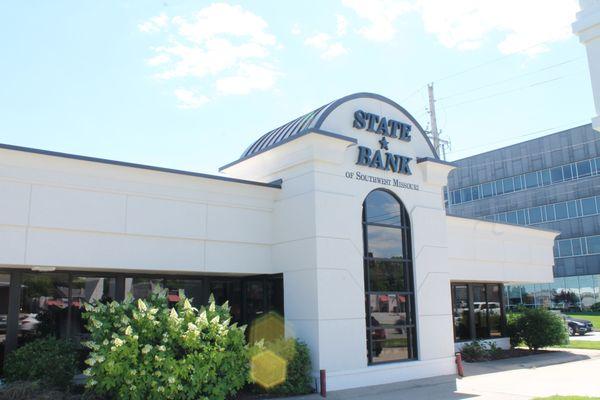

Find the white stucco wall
[[447, 215, 559, 284], [0, 148, 278, 274]]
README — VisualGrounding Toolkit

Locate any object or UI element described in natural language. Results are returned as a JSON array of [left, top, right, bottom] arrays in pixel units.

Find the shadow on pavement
[[288, 375, 477, 400], [462, 350, 591, 377]]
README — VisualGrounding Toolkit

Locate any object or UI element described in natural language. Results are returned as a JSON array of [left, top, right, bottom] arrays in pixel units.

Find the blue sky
[[0, 0, 593, 174]]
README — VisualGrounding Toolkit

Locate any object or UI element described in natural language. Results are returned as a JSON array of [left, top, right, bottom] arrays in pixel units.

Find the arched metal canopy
[[220, 92, 438, 171]]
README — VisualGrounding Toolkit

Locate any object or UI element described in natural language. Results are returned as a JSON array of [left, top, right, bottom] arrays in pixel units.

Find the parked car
[[565, 315, 593, 336]]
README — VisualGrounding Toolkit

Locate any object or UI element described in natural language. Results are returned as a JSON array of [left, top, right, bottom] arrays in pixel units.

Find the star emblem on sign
[[379, 137, 389, 150]]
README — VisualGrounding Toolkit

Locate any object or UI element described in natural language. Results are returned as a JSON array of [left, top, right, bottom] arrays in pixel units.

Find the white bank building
[[0, 93, 557, 390]]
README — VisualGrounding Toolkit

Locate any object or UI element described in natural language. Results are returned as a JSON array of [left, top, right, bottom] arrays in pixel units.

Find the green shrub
[[460, 340, 506, 362], [250, 338, 313, 395], [590, 302, 600, 312], [83, 289, 248, 400], [506, 312, 522, 348], [4, 337, 77, 390], [486, 341, 504, 359], [510, 308, 569, 351], [460, 340, 489, 362]]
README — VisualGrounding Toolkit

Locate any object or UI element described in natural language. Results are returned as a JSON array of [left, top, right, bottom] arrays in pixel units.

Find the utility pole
[[426, 82, 450, 160], [427, 83, 440, 154]]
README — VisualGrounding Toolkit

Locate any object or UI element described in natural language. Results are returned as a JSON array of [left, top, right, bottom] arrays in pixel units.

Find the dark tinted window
[[452, 285, 470, 341], [581, 198, 597, 216], [577, 160, 592, 177], [555, 202, 568, 220], [363, 190, 416, 364], [567, 201, 578, 218], [563, 165, 573, 180], [541, 170, 551, 185], [558, 240, 573, 257], [367, 261, 406, 291], [514, 176, 523, 191], [550, 167, 563, 183], [524, 172, 538, 188], [502, 178, 514, 193], [461, 188, 472, 202], [481, 182, 494, 197], [529, 207, 543, 224], [587, 236, 600, 254], [365, 190, 402, 226], [545, 205, 555, 221], [366, 226, 404, 259]]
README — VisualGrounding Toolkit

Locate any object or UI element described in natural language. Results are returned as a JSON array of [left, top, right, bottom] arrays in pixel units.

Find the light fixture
[[31, 266, 56, 272]]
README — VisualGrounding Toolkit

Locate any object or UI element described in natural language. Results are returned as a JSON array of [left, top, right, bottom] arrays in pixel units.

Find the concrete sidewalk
[[288, 349, 600, 400]]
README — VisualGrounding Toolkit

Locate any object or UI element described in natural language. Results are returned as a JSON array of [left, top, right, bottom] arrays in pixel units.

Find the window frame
[[451, 282, 506, 342], [363, 189, 418, 365]]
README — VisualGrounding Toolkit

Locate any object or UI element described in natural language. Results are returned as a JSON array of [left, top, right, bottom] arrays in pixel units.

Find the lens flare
[[249, 311, 286, 343], [250, 350, 287, 389]]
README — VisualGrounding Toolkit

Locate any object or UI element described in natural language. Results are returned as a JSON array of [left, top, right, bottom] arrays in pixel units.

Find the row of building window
[[481, 194, 600, 226], [445, 156, 600, 206], [505, 274, 600, 310], [554, 235, 600, 258]]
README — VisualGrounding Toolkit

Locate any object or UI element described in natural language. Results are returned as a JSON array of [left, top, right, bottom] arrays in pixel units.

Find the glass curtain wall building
[[445, 124, 600, 310]]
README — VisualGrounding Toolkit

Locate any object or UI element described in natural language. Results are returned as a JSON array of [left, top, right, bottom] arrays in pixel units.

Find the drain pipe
[[320, 369, 327, 397]]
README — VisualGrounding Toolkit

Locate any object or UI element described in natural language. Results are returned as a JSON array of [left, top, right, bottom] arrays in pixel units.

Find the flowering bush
[[83, 288, 248, 400]]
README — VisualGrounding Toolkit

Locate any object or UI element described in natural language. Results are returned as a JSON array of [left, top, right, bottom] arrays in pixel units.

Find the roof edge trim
[[0, 143, 282, 189]]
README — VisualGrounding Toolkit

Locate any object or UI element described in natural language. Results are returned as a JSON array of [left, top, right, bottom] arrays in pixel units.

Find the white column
[[573, 0, 600, 131]]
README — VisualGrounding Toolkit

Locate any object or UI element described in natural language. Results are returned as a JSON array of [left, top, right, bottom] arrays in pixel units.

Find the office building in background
[[446, 124, 600, 310]]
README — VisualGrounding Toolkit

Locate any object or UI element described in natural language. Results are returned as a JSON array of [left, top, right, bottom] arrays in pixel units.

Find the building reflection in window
[[0, 274, 10, 369], [452, 285, 470, 341], [20, 272, 70, 341], [363, 189, 417, 364], [70, 276, 116, 345], [451, 283, 506, 342]]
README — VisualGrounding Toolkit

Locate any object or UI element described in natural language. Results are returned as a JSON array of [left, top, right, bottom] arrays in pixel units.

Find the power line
[[447, 120, 590, 156], [400, 84, 427, 104], [433, 39, 562, 83], [440, 72, 581, 110], [437, 57, 583, 102]]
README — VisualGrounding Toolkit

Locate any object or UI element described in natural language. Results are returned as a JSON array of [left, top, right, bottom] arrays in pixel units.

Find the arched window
[[363, 189, 417, 364]]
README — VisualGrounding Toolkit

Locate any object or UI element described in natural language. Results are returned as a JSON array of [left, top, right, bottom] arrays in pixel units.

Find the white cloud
[[302, 14, 349, 60], [304, 33, 348, 60], [173, 89, 209, 109], [291, 23, 302, 36], [139, 3, 280, 106], [138, 13, 169, 33], [336, 14, 349, 36], [341, 0, 414, 42], [146, 54, 171, 66], [418, 0, 579, 55], [341, 0, 578, 55], [216, 63, 281, 95]]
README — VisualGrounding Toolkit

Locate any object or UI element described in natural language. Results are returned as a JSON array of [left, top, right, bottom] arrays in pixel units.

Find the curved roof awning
[[220, 92, 438, 171]]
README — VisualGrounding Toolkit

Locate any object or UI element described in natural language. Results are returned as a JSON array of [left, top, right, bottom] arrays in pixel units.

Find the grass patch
[[566, 313, 600, 331], [532, 396, 600, 400], [558, 341, 600, 350]]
